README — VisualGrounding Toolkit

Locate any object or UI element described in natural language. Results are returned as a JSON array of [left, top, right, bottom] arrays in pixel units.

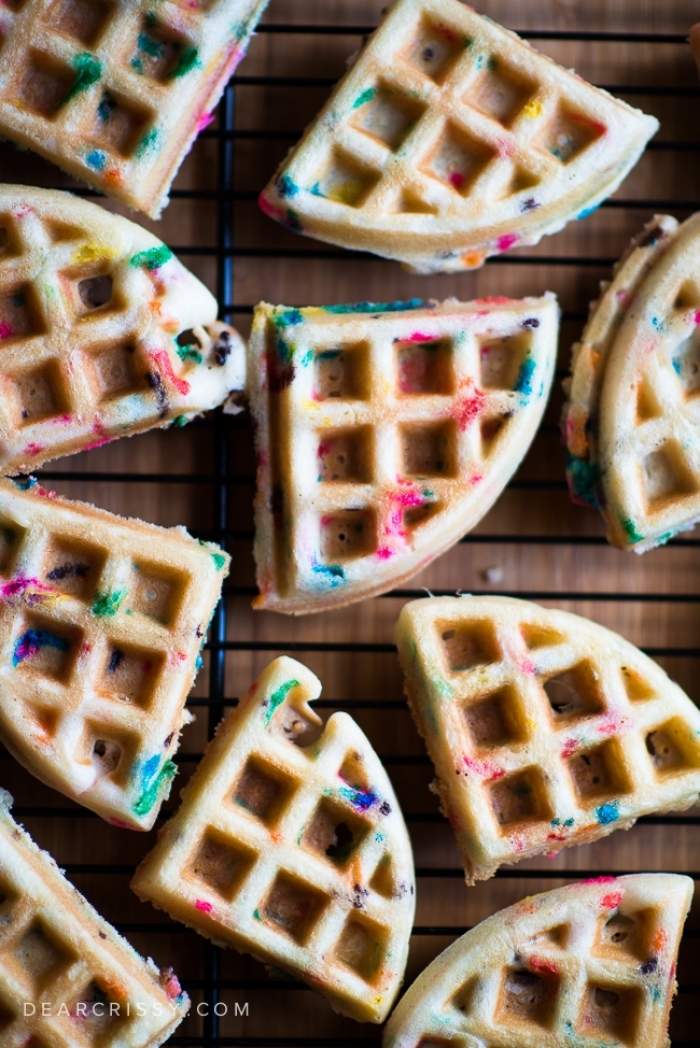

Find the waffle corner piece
[[384, 873, 693, 1048], [0, 790, 189, 1046], [248, 294, 559, 614], [0, 477, 230, 831], [0, 185, 245, 476], [259, 0, 658, 273], [562, 211, 700, 552], [0, 1, 269, 217], [132, 656, 415, 1024], [396, 596, 700, 884]]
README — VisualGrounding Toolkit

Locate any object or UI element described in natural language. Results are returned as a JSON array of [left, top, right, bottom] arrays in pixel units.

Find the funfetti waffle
[[0, 477, 230, 831], [384, 873, 693, 1048], [132, 656, 415, 1024], [0, 185, 245, 476], [395, 596, 700, 884], [248, 295, 559, 614], [563, 211, 700, 551], [0, 1, 268, 218], [259, 0, 658, 274], [0, 790, 189, 1047]]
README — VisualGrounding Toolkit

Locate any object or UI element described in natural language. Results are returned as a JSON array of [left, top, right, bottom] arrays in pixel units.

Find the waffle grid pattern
[[384, 875, 692, 1048], [0, 481, 227, 828], [263, 0, 656, 270], [133, 660, 415, 1022], [0, 801, 186, 1046], [597, 216, 700, 550], [398, 598, 700, 881], [0, 0, 267, 215], [253, 298, 557, 610]]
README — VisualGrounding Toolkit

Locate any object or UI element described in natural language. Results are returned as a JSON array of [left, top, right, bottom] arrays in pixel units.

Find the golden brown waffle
[[0, 185, 245, 475], [259, 0, 658, 273], [396, 596, 700, 884], [0, 790, 189, 1047], [384, 874, 693, 1048], [0, 477, 229, 831], [132, 656, 415, 1023], [0, 0, 268, 217], [563, 212, 700, 551], [248, 295, 559, 614]]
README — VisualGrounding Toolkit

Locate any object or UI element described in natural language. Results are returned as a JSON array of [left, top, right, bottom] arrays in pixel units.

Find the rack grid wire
[[2, 1, 700, 1045]]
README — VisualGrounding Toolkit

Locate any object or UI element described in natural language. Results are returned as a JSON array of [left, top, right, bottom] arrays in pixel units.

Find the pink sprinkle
[[530, 955, 558, 974], [375, 546, 394, 560], [601, 890, 623, 909], [13, 205, 31, 218], [195, 899, 213, 913], [109, 817, 132, 829], [0, 576, 51, 599], [545, 852, 559, 860], [164, 972, 183, 1000], [151, 348, 191, 397], [582, 875, 617, 885], [454, 388, 485, 431], [497, 233, 518, 252], [694, 311, 700, 325], [50, 414, 73, 426], [83, 436, 114, 452], [448, 171, 465, 190], [23, 443, 44, 456], [560, 738, 578, 759], [617, 290, 631, 308], [317, 439, 331, 458], [258, 191, 286, 222], [196, 111, 215, 134], [403, 331, 437, 343], [463, 754, 505, 781], [0, 322, 13, 339]]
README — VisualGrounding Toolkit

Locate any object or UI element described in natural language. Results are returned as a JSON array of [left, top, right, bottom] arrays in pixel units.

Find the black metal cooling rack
[[4, 13, 700, 1048]]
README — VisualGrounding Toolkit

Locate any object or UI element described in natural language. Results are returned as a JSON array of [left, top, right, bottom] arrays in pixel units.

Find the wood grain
[[1, 1, 699, 1043]]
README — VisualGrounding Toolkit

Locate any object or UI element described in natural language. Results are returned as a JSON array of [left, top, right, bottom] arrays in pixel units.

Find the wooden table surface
[[1, 1, 700, 1044]]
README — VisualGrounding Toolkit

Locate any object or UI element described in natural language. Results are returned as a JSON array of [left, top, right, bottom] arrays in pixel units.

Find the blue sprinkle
[[515, 356, 536, 397], [195, 654, 203, 671], [595, 801, 619, 825], [338, 786, 378, 811], [278, 173, 299, 198], [311, 563, 345, 588], [13, 629, 69, 667], [323, 298, 431, 315], [576, 203, 601, 221], [86, 149, 107, 171]]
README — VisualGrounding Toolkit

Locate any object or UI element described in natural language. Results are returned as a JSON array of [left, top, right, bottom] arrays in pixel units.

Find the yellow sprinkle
[[301, 398, 319, 412], [521, 98, 543, 119], [71, 243, 120, 265]]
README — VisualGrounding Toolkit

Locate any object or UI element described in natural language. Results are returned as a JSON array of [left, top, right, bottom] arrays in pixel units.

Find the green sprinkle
[[211, 552, 226, 571], [264, 679, 300, 725], [62, 53, 102, 107], [129, 245, 173, 271], [92, 590, 126, 617], [170, 46, 201, 79], [136, 127, 160, 159], [253, 908, 261, 920], [171, 415, 189, 428], [138, 32, 163, 58], [622, 518, 644, 544], [133, 760, 177, 817], [176, 343, 203, 364], [352, 86, 376, 109]]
